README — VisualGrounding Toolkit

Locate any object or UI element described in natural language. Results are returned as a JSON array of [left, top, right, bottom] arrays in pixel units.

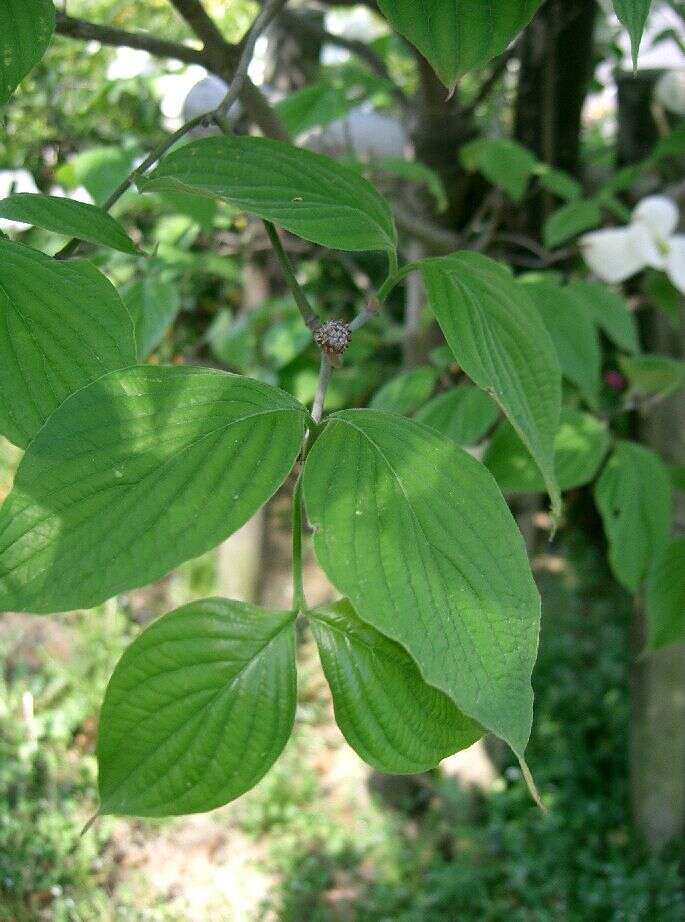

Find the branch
[[56, 0, 287, 258], [168, 0, 231, 51], [55, 12, 205, 67]]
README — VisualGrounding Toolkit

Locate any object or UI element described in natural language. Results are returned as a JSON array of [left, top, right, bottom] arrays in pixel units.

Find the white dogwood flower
[[580, 195, 685, 293]]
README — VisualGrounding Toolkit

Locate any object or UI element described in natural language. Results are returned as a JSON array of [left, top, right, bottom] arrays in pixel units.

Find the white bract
[[580, 196, 685, 293], [655, 70, 685, 116]]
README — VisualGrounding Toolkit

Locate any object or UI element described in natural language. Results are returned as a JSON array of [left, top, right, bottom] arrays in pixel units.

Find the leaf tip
[[517, 754, 547, 813]]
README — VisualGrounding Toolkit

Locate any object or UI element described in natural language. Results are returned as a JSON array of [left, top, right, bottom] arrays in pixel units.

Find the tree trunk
[[617, 71, 685, 850], [514, 0, 596, 235]]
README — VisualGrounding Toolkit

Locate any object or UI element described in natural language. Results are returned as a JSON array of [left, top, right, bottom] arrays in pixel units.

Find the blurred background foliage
[[2, 0, 685, 918]]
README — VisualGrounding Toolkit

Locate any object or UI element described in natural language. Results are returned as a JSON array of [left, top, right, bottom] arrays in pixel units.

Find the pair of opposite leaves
[[0, 364, 541, 815]]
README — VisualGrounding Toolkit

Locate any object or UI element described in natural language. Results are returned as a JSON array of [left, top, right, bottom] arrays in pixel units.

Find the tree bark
[[617, 71, 685, 850]]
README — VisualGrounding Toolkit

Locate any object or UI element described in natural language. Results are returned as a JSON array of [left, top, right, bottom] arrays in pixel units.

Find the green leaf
[[653, 126, 685, 161], [669, 465, 685, 494], [594, 441, 672, 593], [641, 269, 681, 325], [377, 0, 543, 88], [567, 281, 640, 354], [310, 599, 481, 774], [0, 239, 137, 449], [461, 139, 538, 203], [303, 410, 541, 757], [376, 159, 448, 213], [524, 281, 601, 409], [420, 253, 562, 519], [613, 0, 653, 68], [484, 408, 611, 494], [98, 598, 296, 816], [619, 354, 685, 399], [0, 194, 139, 255], [141, 136, 397, 254], [646, 539, 685, 651], [124, 275, 182, 360], [543, 199, 601, 248], [0, 0, 55, 105], [536, 166, 582, 202], [0, 367, 306, 614], [275, 80, 363, 137], [370, 367, 438, 415], [415, 385, 499, 446]]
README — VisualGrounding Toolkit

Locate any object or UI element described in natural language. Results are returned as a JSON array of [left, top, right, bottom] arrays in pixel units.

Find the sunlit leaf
[[415, 385, 499, 446], [304, 410, 541, 757], [0, 367, 307, 613], [98, 598, 296, 816], [0, 194, 139, 254], [421, 252, 562, 518], [0, 239, 136, 448], [543, 199, 601, 248], [370, 367, 438, 415], [484, 408, 610, 494], [141, 136, 397, 253]]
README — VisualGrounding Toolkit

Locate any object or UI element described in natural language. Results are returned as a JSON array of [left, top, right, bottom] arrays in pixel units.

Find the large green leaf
[[613, 0, 653, 68], [0, 0, 55, 105], [370, 367, 438, 416], [98, 598, 296, 816], [0, 239, 137, 448], [594, 441, 672, 593], [484, 409, 611, 495], [567, 281, 640, 355], [310, 599, 481, 774], [141, 136, 397, 254], [124, 275, 182, 360], [0, 194, 139, 255], [0, 367, 306, 614], [303, 410, 541, 756], [646, 539, 685, 651], [377, 0, 543, 88], [523, 281, 601, 409], [415, 385, 499, 446], [420, 253, 562, 518]]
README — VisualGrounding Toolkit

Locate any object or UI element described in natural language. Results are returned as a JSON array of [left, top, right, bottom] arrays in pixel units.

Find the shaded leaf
[[0, 367, 307, 613], [141, 136, 397, 254], [594, 441, 672, 593], [98, 598, 296, 816], [0, 194, 139, 254], [310, 599, 481, 773], [303, 410, 541, 756], [613, 0, 653, 68], [377, 0, 543, 88], [124, 275, 182, 360], [619, 354, 685, 399], [524, 281, 602, 408], [0, 239, 136, 448], [420, 252, 562, 518], [415, 385, 499, 446], [567, 281, 640, 354], [484, 408, 610, 494], [543, 199, 601, 248], [370, 367, 438, 416]]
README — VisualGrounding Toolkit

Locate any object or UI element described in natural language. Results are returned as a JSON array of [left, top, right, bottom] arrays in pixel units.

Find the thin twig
[[55, 0, 287, 259]]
